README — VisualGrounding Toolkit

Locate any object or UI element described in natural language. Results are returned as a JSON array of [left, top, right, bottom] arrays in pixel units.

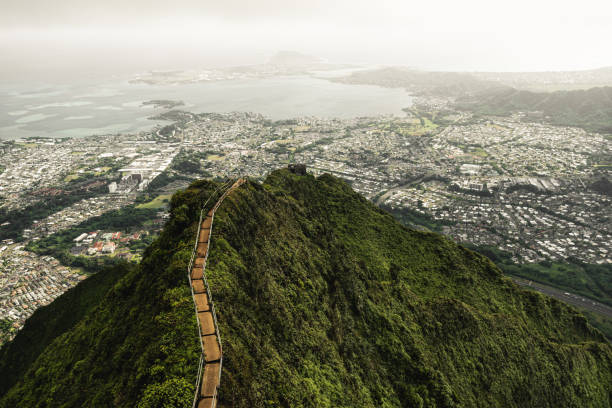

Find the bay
[[0, 74, 412, 140]]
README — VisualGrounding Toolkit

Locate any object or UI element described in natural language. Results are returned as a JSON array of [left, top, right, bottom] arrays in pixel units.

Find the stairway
[[188, 178, 245, 408]]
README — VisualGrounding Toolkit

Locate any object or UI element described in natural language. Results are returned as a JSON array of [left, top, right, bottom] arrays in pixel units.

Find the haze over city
[[2, 0, 612, 80]]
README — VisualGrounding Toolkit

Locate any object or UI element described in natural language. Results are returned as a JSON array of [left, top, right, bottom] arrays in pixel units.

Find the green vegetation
[[0, 320, 13, 346], [63, 173, 81, 182], [591, 177, 612, 196], [26, 205, 159, 272], [136, 194, 172, 209], [391, 109, 439, 135], [386, 207, 612, 340], [0, 263, 130, 395], [134, 149, 213, 210], [471, 147, 488, 157], [580, 309, 612, 341], [1, 170, 611, 407], [145, 171, 191, 192], [386, 210, 612, 307], [172, 158, 202, 174], [142, 100, 185, 109], [170, 150, 212, 177], [410, 109, 439, 132], [0, 178, 109, 241], [158, 124, 177, 137], [380, 203, 454, 232], [272, 119, 299, 126], [457, 86, 612, 133], [293, 136, 336, 153], [471, 245, 612, 307], [0, 179, 213, 406]]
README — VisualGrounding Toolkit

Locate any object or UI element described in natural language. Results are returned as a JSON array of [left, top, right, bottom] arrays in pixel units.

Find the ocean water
[[0, 74, 412, 140]]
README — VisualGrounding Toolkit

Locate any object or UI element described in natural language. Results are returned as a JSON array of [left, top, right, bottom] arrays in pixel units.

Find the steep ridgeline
[[1, 169, 611, 408]]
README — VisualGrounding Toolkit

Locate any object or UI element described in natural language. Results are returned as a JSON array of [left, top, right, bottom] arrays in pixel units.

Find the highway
[[374, 174, 430, 206], [510, 276, 612, 319]]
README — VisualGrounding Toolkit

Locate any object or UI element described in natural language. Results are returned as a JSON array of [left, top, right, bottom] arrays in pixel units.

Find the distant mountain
[[266, 51, 324, 66], [456, 86, 612, 133], [472, 67, 612, 91], [1, 169, 611, 407], [331, 67, 504, 96], [332, 67, 612, 132]]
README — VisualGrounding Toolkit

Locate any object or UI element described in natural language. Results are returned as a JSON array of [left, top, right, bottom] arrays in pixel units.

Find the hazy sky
[[2, 0, 612, 80]]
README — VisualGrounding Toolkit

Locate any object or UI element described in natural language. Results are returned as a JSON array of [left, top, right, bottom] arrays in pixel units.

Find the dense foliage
[[380, 203, 455, 233], [26, 205, 159, 272], [385, 208, 612, 338], [1, 170, 611, 407], [0, 181, 217, 407], [472, 245, 612, 307], [170, 150, 213, 177], [581, 309, 612, 342], [0, 180, 108, 241], [0, 263, 130, 395], [145, 171, 193, 191]]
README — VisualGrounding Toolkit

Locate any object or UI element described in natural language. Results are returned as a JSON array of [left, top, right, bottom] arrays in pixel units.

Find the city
[[1, 100, 610, 344], [1, 0, 612, 404]]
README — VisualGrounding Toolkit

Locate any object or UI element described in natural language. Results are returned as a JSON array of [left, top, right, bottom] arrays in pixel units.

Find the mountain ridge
[[1, 169, 611, 407], [456, 86, 612, 133]]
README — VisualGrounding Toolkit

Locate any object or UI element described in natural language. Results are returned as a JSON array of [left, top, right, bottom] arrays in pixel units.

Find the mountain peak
[[1, 170, 610, 407]]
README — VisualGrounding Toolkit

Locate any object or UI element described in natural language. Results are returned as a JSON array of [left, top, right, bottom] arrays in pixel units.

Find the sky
[[1, 0, 612, 80]]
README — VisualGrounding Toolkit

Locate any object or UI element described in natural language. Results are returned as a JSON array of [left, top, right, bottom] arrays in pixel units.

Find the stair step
[[192, 280, 206, 294], [198, 311, 215, 335], [203, 334, 221, 362], [191, 266, 204, 280], [201, 362, 220, 397], [197, 397, 215, 408], [199, 229, 211, 243], [201, 217, 212, 230], [194, 293, 210, 312], [197, 242, 208, 257]]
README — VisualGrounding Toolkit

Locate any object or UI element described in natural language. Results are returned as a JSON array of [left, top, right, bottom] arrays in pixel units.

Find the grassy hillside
[[456, 86, 612, 133], [1, 170, 611, 407], [470, 245, 612, 307], [0, 181, 219, 408], [0, 264, 130, 395]]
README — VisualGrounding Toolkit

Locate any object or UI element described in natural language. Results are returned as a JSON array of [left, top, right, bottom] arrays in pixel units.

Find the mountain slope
[[456, 86, 612, 133], [1, 170, 611, 407], [0, 263, 130, 395], [331, 67, 502, 97], [0, 181, 219, 407]]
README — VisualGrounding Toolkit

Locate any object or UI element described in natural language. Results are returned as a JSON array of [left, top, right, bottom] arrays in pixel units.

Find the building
[[102, 242, 116, 254]]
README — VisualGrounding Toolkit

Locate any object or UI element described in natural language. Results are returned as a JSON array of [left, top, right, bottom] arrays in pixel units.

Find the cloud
[[2, 0, 335, 26], [1, 0, 611, 75]]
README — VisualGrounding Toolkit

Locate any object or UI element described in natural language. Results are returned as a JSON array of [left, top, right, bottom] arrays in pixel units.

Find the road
[[374, 174, 430, 206], [510, 276, 612, 319]]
